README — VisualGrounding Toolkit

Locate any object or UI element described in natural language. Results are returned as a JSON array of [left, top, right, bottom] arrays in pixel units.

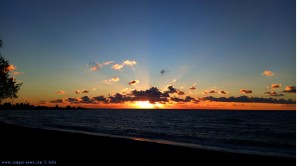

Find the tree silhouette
[[0, 40, 22, 103]]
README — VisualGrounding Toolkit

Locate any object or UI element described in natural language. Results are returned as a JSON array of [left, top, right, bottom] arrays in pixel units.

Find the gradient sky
[[0, 0, 296, 109]]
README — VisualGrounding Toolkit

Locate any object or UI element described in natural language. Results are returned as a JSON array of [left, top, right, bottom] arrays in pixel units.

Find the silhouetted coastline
[[0, 102, 84, 110]]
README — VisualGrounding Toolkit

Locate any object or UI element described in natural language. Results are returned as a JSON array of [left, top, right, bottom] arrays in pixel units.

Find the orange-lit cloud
[[189, 86, 196, 90], [103, 77, 120, 84], [128, 80, 139, 85], [7, 64, 16, 71], [240, 89, 252, 94], [56, 90, 65, 95], [202, 89, 218, 95], [75, 89, 89, 94], [271, 84, 281, 88], [262, 70, 274, 76], [283, 86, 296, 93], [91, 88, 97, 91], [12, 71, 23, 75]]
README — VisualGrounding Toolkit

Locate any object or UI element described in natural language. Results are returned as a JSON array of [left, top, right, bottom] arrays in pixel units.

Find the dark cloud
[[66, 98, 80, 104], [80, 96, 95, 104], [240, 89, 252, 94], [50, 99, 64, 103], [128, 80, 139, 85], [75, 90, 81, 94], [177, 90, 185, 95], [283, 86, 296, 93], [131, 87, 168, 104], [201, 96, 295, 104], [189, 86, 196, 90], [170, 96, 198, 103], [160, 69, 169, 74], [271, 84, 281, 89], [219, 90, 228, 95], [202, 89, 218, 95], [93, 96, 108, 103], [108, 93, 131, 103], [82, 90, 89, 93], [264, 91, 284, 97], [166, 85, 177, 94]]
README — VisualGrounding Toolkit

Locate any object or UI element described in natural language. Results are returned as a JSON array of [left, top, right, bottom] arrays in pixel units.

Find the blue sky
[[0, 0, 296, 108]]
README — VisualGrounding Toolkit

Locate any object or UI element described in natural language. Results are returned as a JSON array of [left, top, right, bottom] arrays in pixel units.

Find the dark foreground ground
[[0, 122, 295, 165]]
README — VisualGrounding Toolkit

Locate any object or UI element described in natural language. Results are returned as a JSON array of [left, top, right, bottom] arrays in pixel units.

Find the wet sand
[[0, 122, 295, 165]]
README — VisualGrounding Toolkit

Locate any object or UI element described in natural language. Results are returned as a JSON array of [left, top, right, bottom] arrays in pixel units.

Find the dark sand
[[0, 122, 295, 165]]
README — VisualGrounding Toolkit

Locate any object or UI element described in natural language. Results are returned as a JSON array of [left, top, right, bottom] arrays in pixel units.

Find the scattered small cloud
[[201, 96, 294, 104], [189, 86, 196, 90], [57, 90, 65, 95], [219, 90, 229, 95], [240, 89, 252, 94], [103, 77, 120, 84], [202, 89, 218, 95], [128, 80, 139, 85], [271, 84, 281, 89], [283, 86, 296, 93], [112, 60, 137, 70], [75, 89, 89, 94], [177, 90, 185, 95], [262, 70, 274, 76], [173, 79, 177, 83], [82, 89, 89, 93], [88, 61, 114, 71], [91, 88, 97, 91]]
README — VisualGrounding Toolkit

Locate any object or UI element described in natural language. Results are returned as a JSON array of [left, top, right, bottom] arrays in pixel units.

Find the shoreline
[[0, 122, 295, 165]]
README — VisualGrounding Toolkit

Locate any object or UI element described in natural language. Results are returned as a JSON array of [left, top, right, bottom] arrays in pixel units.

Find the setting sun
[[134, 101, 154, 109]]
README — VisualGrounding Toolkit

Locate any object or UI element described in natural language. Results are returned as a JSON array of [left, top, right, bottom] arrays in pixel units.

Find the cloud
[[177, 90, 185, 95], [219, 90, 228, 95], [262, 70, 274, 76], [202, 89, 218, 95], [128, 80, 139, 85], [57, 90, 65, 95], [271, 84, 281, 88], [112, 64, 124, 70], [82, 90, 89, 93], [50, 99, 64, 103], [160, 69, 169, 75], [75, 89, 89, 94], [80, 96, 95, 104], [108, 93, 131, 103], [12, 72, 23, 75], [123, 60, 137, 66], [93, 96, 108, 103], [7, 64, 16, 71], [166, 85, 177, 94], [112, 60, 137, 70], [130, 87, 169, 104], [91, 88, 97, 91], [103, 77, 120, 84], [264, 91, 284, 97], [283, 86, 296, 93], [88, 61, 114, 71], [201, 96, 295, 104], [189, 86, 196, 90], [66, 98, 80, 104], [240, 89, 252, 94]]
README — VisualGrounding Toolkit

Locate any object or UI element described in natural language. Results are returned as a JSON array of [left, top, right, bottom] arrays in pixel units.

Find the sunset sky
[[0, 0, 296, 109]]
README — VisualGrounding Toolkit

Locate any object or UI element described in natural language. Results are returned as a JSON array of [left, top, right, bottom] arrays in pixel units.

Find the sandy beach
[[0, 122, 295, 165]]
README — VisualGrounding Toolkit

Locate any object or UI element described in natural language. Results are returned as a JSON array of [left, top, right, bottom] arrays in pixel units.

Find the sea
[[0, 109, 295, 158]]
